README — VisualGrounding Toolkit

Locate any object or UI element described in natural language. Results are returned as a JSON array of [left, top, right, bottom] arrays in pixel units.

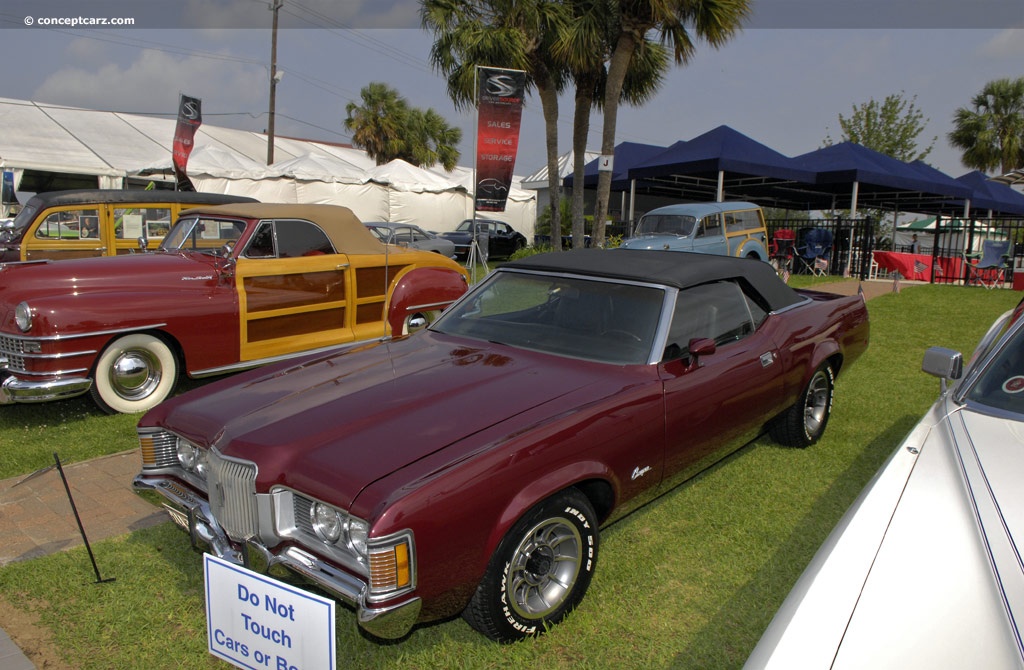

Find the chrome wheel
[[463, 489, 599, 642], [803, 368, 832, 438], [769, 362, 834, 448], [90, 333, 179, 414], [110, 348, 163, 400], [507, 517, 584, 619]]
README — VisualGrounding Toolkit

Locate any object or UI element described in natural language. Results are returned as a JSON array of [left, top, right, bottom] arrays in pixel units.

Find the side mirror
[[684, 337, 717, 370], [922, 346, 963, 393], [137, 236, 148, 251]]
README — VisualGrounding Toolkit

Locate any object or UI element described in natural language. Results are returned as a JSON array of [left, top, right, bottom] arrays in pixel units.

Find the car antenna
[[383, 231, 390, 339]]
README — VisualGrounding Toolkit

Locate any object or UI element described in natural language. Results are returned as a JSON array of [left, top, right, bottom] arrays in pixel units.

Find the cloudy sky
[[1, 0, 1022, 179]]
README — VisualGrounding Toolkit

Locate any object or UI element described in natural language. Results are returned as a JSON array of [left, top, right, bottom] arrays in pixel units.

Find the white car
[[746, 299, 1024, 670]]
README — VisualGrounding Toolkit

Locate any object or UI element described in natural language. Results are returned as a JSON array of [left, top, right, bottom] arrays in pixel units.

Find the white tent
[[0, 97, 536, 238], [896, 216, 1006, 255]]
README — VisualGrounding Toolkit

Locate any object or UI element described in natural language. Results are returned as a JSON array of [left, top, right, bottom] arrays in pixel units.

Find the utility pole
[[266, 0, 282, 165]]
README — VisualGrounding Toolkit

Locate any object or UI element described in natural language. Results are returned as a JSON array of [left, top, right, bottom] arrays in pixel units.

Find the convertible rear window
[[432, 271, 664, 365]]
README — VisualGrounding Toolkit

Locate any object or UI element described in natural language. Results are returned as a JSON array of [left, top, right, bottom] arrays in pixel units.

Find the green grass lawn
[[0, 282, 1019, 669]]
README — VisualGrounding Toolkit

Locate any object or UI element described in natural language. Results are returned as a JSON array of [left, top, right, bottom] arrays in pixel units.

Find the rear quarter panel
[[774, 290, 870, 396]]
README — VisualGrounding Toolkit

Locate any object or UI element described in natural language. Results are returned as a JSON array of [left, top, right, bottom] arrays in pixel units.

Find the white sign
[[204, 554, 336, 670], [597, 155, 615, 172]]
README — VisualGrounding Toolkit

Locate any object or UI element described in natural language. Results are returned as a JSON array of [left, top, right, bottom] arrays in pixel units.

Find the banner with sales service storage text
[[475, 67, 526, 212], [172, 93, 201, 192]]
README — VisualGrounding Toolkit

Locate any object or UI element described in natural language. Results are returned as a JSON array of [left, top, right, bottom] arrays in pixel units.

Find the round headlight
[[194, 448, 209, 477], [14, 302, 32, 332], [348, 518, 369, 557], [311, 502, 344, 544], [176, 438, 198, 471]]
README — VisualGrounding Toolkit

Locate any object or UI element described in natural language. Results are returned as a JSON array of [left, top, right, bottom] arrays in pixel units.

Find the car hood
[[747, 397, 1024, 669], [147, 331, 616, 511], [0, 251, 222, 302]]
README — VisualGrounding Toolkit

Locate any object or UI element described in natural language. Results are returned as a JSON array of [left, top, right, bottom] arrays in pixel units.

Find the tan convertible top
[[182, 202, 386, 255]]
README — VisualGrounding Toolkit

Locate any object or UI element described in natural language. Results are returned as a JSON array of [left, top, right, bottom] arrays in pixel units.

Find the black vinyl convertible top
[[503, 248, 805, 312]]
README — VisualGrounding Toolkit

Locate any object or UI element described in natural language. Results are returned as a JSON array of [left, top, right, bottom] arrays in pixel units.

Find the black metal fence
[[765, 218, 877, 280], [766, 216, 1024, 288]]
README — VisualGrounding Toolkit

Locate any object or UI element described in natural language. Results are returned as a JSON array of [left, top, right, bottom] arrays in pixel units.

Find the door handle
[[336, 263, 349, 270]]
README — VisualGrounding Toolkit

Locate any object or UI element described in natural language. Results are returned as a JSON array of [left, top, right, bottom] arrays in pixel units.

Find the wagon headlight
[[311, 502, 344, 544], [14, 302, 32, 332]]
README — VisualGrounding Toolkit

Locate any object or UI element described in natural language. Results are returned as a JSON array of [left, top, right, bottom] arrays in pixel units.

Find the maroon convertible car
[[134, 249, 869, 643]]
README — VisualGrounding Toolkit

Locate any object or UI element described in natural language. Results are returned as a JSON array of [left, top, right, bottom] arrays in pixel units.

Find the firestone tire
[[770, 363, 834, 448], [463, 489, 599, 643], [89, 333, 179, 414]]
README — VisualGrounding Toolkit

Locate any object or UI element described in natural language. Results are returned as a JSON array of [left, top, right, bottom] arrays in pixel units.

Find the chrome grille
[[0, 334, 28, 355], [293, 494, 315, 536], [207, 450, 258, 541], [0, 335, 27, 371]]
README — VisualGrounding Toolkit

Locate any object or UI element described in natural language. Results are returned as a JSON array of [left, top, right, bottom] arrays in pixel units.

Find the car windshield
[[431, 270, 665, 365], [160, 216, 246, 253], [634, 214, 697, 237], [963, 320, 1024, 416], [455, 220, 486, 233], [1, 201, 41, 241]]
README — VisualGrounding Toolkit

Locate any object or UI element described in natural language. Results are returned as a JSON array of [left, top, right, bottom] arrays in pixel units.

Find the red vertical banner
[[172, 94, 202, 192], [475, 67, 526, 212]]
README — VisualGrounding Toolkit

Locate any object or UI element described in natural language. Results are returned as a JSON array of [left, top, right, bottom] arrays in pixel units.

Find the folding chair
[[965, 239, 1010, 289], [797, 228, 833, 276], [769, 228, 796, 278]]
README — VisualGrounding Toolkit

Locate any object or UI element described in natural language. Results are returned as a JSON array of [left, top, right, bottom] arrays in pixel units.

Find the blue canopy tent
[[789, 142, 973, 216], [953, 170, 1024, 217], [623, 126, 818, 209]]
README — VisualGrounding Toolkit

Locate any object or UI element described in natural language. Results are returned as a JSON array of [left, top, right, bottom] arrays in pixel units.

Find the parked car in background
[[134, 249, 869, 643], [0, 203, 468, 413], [621, 201, 769, 260], [0, 189, 256, 262], [365, 222, 456, 258], [746, 299, 1024, 670], [440, 218, 527, 261]]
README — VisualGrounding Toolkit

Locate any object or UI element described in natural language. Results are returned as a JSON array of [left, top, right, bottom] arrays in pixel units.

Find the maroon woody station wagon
[[135, 249, 869, 642]]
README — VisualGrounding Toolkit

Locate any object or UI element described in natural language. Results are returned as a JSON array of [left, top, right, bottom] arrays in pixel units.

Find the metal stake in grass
[[52, 452, 116, 585]]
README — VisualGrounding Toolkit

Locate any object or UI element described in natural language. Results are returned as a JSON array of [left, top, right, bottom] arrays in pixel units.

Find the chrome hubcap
[[508, 517, 582, 619], [110, 349, 161, 400], [803, 371, 830, 436]]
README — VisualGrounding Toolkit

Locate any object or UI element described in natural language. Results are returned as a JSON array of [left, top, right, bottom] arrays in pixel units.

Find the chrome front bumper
[[133, 474, 422, 640], [0, 373, 92, 404]]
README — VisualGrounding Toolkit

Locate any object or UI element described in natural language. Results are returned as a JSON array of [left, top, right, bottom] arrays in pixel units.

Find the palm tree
[[949, 77, 1024, 175], [554, 1, 668, 248], [406, 108, 464, 171], [590, 0, 750, 247], [344, 83, 409, 165], [422, 0, 569, 249], [345, 83, 462, 170]]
